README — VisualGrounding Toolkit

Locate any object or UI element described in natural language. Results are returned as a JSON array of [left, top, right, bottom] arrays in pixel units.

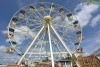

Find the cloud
[[90, 14, 100, 27], [52, 16, 75, 33], [1, 25, 38, 64], [15, 26, 35, 38], [2, 30, 8, 34], [74, 3, 99, 27], [74, 3, 100, 56], [0, 45, 19, 64], [0, 45, 7, 52], [83, 52, 91, 56], [2, 26, 36, 45]]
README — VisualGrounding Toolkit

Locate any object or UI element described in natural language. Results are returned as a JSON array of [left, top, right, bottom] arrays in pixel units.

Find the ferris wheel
[[5, 2, 83, 66]]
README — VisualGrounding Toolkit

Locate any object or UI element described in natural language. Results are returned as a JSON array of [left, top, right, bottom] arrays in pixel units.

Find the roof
[[56, 58, 71, 62]]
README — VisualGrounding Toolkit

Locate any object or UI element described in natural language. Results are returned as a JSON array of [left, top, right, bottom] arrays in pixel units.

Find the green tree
[[84, 0, 100, 5]]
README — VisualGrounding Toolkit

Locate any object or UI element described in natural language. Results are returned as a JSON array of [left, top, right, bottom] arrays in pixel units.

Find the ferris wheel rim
[[6, 2, 83, 64]]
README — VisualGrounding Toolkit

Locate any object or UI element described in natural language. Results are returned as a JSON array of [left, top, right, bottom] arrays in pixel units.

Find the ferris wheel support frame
[[6, 2, 83, 67], [50, 24, 73, 57], [17, 26, 44, 65], [50, 24, 80, 67], [47, 23, 55, 67]]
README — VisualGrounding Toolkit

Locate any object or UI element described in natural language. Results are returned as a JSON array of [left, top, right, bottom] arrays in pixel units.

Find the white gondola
[[20, 62, 25, 67], [73, 20, 79, 25], [75, 42, 80, 45], [76, 47, 83, 53], [9, 28, 15, 32], [50, 4, 55, 12], [67, 13, 73, 21], [5, 34, 13, 39], [10, 17, 18, 28], [59, 8, 65, 15], [9, 40, 17, 45]]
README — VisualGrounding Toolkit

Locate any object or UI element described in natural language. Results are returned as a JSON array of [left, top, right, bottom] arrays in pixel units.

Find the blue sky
[[0, 0, 100, 64]]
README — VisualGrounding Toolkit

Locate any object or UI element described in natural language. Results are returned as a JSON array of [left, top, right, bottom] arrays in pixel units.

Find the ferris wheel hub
[[44, 16, 51, 23]]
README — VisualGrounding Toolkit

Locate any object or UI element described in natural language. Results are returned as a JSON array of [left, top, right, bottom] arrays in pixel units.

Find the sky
[[0, 0, 100, 64]]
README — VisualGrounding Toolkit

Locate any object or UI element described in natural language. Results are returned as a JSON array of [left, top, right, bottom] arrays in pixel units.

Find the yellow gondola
[[74, 25, 81, 31], [39, 3, 45, 11], [78, 35, 84, 41], [11, 21, 17, 28], [6, 47, 15, 53], [10, 17, 18, 28], [28, 5, 35, 13], [19, 10, 26, 18]]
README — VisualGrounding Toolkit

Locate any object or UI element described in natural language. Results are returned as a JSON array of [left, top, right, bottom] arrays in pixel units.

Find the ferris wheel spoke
[[28, 31, 45, 58], [53, 25, 69, 34], [53, 24, 77, 39], [52, 13, 60, 19], [44, 11, 48, 16], [29, 13, 43, 23], [26, 9, 44, 23], [35, 10, 45, 19], [51, 33, 68, 52], [51, 34, 65, 58], [33, 11, 44, 21], [61, 27, 80, 52], [42, 3, 53, 15], [53, 25, 63, 32], [50, 24, 73, 57], [65, 32, 79, 43], [53, 24, 68, 29], [25, 5, 43, 21], [28, 18, 42, 22], [17, 26, 44, 65], [39, 31, 46, 61], [38, 5, 49, 16], [43, 3, 52, 16], [27, 19, 43, 26], [62, 28, 76, 45], [25, 20, 43, 26], [31, 25, 43, 32], [26, 23, 43, 27]]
